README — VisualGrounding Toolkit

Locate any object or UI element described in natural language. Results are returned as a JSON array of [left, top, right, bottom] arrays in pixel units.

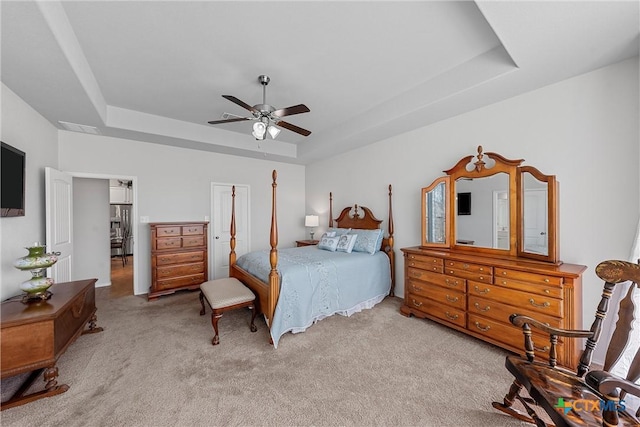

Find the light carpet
[[1, 288, 540, 426]]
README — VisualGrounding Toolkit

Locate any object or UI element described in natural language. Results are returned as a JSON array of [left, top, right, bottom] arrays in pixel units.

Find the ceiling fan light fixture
[[267, 125, 280, 139], [252, 121, 267, 140]]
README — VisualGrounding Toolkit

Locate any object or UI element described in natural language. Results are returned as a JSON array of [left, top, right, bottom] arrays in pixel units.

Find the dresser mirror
[[517, 166, 558, 262], [422, 176, 450, 247], [420, 146, 560, 264]]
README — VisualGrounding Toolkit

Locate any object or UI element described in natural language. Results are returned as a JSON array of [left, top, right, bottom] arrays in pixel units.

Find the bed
[[228, 170, 395, 347]]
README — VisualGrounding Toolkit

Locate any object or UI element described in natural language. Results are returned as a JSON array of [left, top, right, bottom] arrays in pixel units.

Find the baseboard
[[96, 281, 111, 288]]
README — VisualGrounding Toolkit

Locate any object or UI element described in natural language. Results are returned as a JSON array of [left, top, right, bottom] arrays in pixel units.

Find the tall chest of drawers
[[149, 222, 208, 301], [400, 247, 587, 368]]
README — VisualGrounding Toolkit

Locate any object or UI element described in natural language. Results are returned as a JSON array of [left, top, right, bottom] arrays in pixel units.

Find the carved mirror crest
[[420, 146, 560, 264]]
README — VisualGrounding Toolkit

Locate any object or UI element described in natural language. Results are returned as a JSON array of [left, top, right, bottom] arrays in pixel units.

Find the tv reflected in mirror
[[457, 192, 471, 215], [1, 141, 26, 217]]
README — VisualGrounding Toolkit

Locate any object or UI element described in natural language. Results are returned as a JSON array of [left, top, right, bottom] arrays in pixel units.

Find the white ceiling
[[2, 1, 638, 165]]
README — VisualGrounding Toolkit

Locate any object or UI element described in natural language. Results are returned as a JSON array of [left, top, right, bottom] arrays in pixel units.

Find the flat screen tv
[[457, 192, 471, 216], [1, 141, 26, 217]]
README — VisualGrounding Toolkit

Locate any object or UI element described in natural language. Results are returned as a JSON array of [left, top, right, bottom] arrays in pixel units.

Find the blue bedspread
[[235, 245, 391, 348]]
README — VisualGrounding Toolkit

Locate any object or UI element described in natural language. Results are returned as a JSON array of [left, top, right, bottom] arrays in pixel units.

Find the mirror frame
[[420, 146, 560, 264], [516, 165, 559, 263], [420, 176, 450, 248]]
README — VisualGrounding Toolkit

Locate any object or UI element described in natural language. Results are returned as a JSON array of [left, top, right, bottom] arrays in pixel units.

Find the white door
[[45, 167, 73, 282], [523, 189, 548, 254], [211, 184, 249, 279]]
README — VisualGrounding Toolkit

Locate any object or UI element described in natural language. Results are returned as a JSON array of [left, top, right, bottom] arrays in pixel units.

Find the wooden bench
[[199, 278, 257, 345]]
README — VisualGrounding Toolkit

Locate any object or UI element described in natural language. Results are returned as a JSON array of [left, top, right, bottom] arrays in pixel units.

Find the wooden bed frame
[[228, 170, 395, 330]]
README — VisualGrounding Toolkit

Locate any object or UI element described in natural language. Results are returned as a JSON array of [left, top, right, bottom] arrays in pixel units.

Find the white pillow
[[322, 231, 337, 238], [336, 234, 357, 253], [318, 235, 339, 252]]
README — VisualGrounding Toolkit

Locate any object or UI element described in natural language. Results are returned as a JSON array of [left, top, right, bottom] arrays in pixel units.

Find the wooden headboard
[[333, 205, 382, 230]]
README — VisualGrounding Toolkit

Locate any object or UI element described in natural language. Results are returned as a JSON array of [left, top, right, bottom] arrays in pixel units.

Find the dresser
[[400, 247, 586, 368], [149, 222, 208, 301], [1, 279, 102, 409], [406, 146, 588, 369]]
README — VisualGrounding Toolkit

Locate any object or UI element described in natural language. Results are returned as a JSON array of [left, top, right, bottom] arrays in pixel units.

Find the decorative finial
[[474, 145, 486, 172]]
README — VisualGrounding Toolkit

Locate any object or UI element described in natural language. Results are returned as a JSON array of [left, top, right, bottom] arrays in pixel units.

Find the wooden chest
[[149, 222, 208, 300], [400, 247, 586, 368]]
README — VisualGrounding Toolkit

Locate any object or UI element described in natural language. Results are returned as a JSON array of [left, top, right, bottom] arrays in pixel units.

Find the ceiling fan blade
[[207, 117, 251, 125], [272, 104, 310, 118], [276, 120, 312, 137], [222, 95, 259, 114]]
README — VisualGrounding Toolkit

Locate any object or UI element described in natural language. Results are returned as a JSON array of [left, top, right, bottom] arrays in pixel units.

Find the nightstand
[[296, 239, 319, 247]]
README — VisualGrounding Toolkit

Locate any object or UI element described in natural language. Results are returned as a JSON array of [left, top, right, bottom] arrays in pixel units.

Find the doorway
[[46, 169, 139, 297]]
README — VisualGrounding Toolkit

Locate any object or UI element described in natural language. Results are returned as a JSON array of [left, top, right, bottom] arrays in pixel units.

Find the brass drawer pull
[[445, 278, 459, 287], [473, 285, 490, 294], [445, 312, 459, 320], [473, 302, 490, 312], [534, 345, 550, 353], [502, 271, 507, 275], [463, 263, 469, 269], [446, 295, 459, 303], [411, 299, 423, 307], [410, 271, 421, 278], [474, 321, 491, 332], [411, 285, 424, 292], [529, 298, 551, 309], [544, 278, 550, 283]]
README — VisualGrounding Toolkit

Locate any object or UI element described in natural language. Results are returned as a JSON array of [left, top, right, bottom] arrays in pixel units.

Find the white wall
[[306, 57, 640, 358], [58, 132, 306, 295], [73, 177, 110, 286], [0, 84, 59, 300]]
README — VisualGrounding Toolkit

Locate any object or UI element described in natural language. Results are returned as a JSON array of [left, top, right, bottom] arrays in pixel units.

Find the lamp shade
[[252, 121, 267, 139], [305, 215, 319, 227]]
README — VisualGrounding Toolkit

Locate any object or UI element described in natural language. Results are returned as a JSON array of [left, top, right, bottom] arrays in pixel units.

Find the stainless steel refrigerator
[[110, 204, 133, 256]]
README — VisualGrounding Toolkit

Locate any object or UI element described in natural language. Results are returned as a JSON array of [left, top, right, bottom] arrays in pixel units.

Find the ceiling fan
[[207, 75, 311, 140]]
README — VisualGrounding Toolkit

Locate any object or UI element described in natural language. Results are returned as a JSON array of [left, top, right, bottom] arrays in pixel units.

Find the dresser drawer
[[406, 253, 443, 266], [156, 237, 182, 250], [182, 236, 205, 247], [445, 267, 492, 283], [406, 257, 443, 273], [493, 276, 563, 299], [494, 268, 562, 286], [182, 224, 204, 235], [406, 294, 466, 328], [468, 281, 562, 318], [444, 260, 492, 275], [468, 295, 561, 328], [156, 251, 204, 266], [156, 226, 181, 237], [157, 273, 205, 291], [407, 269, 465, 292], [406, 280, 465, 309], [157, 262, 205, 279], [468, 313, 562, 360]]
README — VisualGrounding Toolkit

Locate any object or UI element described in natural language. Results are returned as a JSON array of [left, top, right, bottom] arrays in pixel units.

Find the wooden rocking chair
[[492, 260, 640, 426]]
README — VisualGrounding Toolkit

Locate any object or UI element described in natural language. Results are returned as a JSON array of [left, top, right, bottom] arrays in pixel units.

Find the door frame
[[210, 182, 250, 279], [68, 172, 140, 295]]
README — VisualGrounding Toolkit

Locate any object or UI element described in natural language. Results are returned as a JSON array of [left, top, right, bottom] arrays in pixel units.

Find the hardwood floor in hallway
[[109, 256, 133, 298]]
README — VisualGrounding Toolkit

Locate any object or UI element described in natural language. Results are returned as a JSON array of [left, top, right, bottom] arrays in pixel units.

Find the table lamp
[[304, 215, 319, 240]]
